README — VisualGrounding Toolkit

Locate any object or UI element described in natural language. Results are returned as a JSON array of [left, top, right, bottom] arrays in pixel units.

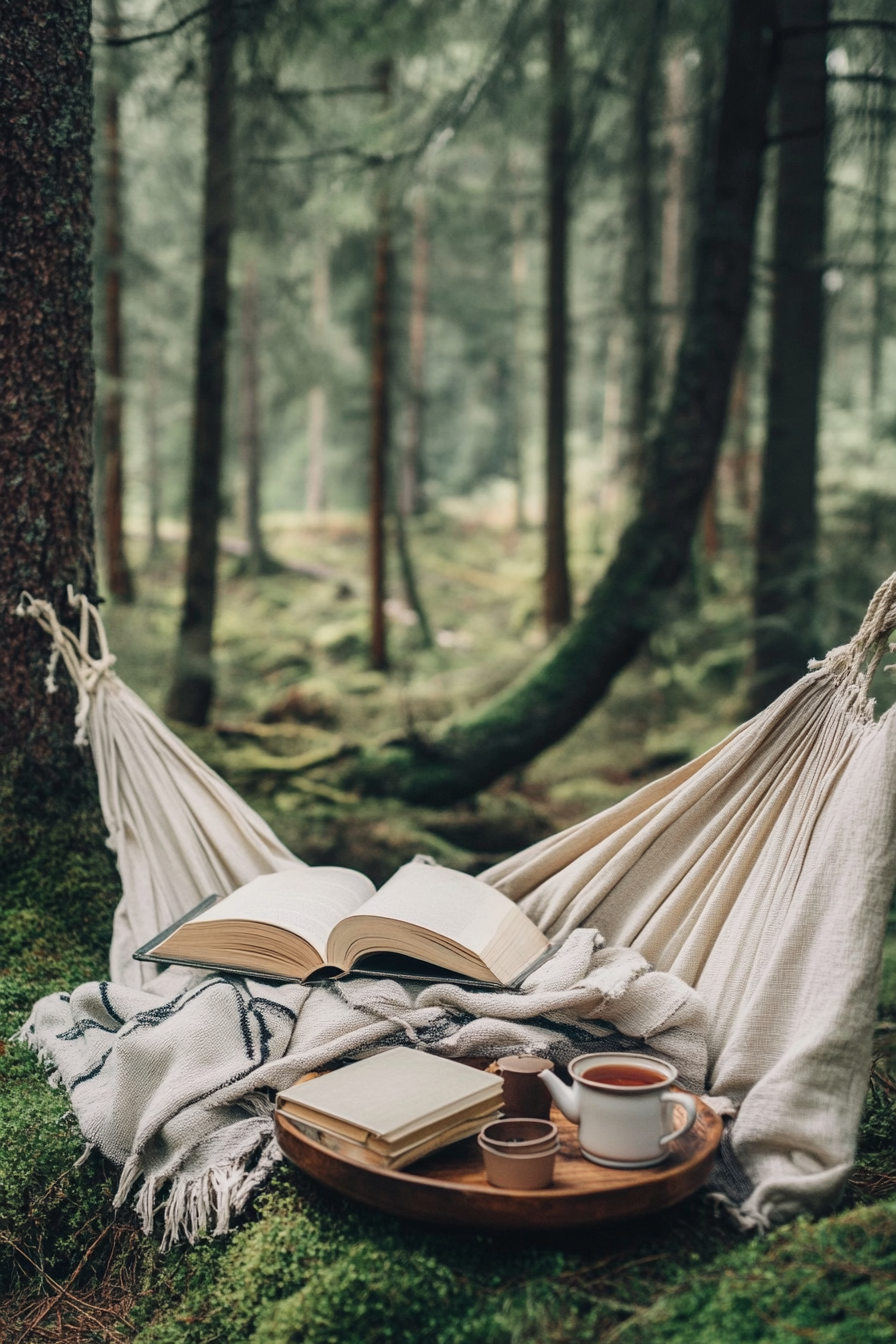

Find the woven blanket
[[18, 928, 708, 1247]]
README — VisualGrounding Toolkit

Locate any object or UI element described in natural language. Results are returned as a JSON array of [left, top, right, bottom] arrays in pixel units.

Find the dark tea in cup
[[581, 1063, 667, 1088]]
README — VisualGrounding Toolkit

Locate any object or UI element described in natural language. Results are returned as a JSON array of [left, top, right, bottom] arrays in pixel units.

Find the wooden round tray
[[274, 1092, 722, 1231]]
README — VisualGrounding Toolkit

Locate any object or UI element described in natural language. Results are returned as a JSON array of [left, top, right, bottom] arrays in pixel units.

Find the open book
[[135, 860, 552, 987]]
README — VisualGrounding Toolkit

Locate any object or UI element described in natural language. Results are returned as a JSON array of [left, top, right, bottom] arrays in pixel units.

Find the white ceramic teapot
[[539, 1052, 697, 1168]]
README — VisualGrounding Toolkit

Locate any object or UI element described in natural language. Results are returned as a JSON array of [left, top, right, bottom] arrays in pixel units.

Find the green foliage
[[623, 1202, 896, 1344]]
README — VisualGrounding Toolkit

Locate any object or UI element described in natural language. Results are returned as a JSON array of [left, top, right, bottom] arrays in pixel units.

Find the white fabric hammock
[[16, 578, 896, 1234], [16, 589, 304, 994], [482, 575, 896, 1227]]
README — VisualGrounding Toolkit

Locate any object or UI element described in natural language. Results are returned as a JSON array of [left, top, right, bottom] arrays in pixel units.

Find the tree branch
[[98, 5, 210, 46]]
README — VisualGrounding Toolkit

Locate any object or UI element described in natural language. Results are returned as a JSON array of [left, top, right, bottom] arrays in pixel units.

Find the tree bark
[[626, 0, 666, 479], [0, 0, 99, 824], [237, 259, 272, 575], [509, 192, 528, 529], [543, 0, 572, 633], [869, 79, 890, 433], [99, 0, 135, 604], [146, 351, 162, 560], [305, 231, 329, 513], [345, 0, 776, 804], [368, 59, 393, 673], [751, 0, 828, 712], [660, 49, 689, 381], [166, 0, 236, 724], [401, 186, 429, 517]]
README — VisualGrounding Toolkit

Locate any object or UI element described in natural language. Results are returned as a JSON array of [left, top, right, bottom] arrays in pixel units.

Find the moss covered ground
[[2, 510, 896, 1341]]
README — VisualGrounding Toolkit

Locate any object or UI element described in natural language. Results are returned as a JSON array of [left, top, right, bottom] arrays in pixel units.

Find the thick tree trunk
[[401, 186, 429, 517], [751, 0, 828, 712], [305, 232, 329, 513], [345, 0, 776, 804], [0, 0, 100, 824], [543, 0, 572, 633], [626, 0, 666, 478], [100, 6, 135, 604], [166, 0, 235, 724], [100, 2, 134, 604], [369, 59, 392, 673]]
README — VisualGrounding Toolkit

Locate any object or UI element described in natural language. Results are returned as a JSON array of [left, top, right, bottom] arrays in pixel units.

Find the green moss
[[1, 780, 894, 1340], [623, 1201, 896, 1344]]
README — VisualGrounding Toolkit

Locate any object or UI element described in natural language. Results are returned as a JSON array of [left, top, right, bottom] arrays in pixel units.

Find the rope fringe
[[17, 587, 117, 746]]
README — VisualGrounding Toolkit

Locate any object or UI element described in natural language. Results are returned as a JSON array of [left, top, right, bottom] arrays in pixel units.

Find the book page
[[186, 867, 375, 961], [339, 862, 547, 971]]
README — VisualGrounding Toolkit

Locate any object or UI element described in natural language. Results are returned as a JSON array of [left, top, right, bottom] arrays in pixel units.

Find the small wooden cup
[[497, 1056, 555, 1119]]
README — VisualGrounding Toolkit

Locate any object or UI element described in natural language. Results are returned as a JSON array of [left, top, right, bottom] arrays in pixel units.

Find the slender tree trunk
[[0, 0, 100, 824], [402, 186, 429, 516], [544, 0, 572, 633], [369, 59, 393, 673], [305, 231, 329, 513], [660, 49, 689, 381], [751, 0, 828, 712], [510, 195, 528, 529], [601, 322, 625, 510], [100, 0, 134, 603], [146, 351, 162, 560], [869, 80, 890, 433], [345, 0, 776, 804], [627, 0, 666, 478], [728, 356, 753, 518], [166, 0, 235, 724], [239, 259, 268, 574]]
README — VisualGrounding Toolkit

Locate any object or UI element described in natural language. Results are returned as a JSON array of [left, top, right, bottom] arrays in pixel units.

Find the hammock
[[16, 578, 896, 1234]]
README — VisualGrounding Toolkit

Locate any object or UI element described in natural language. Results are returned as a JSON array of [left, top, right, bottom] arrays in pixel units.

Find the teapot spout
[[539, 1069, 579, 1123]]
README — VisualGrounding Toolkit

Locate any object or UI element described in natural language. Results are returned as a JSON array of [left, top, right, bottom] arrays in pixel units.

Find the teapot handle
[[659, 1091, 697, 1146]]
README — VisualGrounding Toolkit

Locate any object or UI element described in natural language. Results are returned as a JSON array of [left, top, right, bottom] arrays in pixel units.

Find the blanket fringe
[[115, 1131, 282, 1250]]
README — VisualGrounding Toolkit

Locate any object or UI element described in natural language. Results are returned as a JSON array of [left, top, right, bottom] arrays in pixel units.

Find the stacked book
[[276, 1047, 503, 1170]]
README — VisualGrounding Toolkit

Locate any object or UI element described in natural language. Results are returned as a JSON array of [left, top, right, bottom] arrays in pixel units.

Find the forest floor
[[1, 504, 895, 1343]]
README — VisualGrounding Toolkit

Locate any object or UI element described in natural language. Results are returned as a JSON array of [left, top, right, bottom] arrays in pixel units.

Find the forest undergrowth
[[2, 505, 896, 1342]]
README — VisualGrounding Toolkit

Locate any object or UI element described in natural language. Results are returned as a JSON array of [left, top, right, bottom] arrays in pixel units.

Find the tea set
[[481, 1051, 697, 1190]]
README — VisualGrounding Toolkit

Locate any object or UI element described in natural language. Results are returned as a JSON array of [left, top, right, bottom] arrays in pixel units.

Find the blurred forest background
[[92, 0, 896, 872], [6, 4, 896, 1341]]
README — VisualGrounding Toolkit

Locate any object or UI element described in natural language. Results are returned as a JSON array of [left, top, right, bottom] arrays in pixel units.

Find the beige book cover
[[276, 1048, 503, 1147], [278, 1089, 502, 1154]]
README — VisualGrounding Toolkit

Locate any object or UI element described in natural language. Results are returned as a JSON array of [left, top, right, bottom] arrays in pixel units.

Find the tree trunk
[[146, 351, 163, 560], [305, 231, 329, 513], [345, 0, 776, 805], [401, 186, 429, 517], [509, 194, 528, 529], [0, 0, 100, 826], [751, 0, 828, 712], [660, 49, 689, 381], [544, 0, 572, 633], [100, 0, 134, 604], [626, 0, 666, 479], [238, 259, 272, 575], [166, 0, 235, 725], [869, 80, 890, 434], [369, 59, 392, 673]]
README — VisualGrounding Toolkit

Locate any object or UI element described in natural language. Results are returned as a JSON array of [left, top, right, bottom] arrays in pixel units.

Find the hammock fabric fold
[[16, 577, 896, 1235], [483, 576, 896, 1227]]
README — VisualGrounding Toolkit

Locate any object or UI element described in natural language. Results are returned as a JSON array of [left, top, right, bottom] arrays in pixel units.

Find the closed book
[[275, 1048, 503, 1149], [278, 1106, 502, 1170], [278, 1089, 502, 1156]]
